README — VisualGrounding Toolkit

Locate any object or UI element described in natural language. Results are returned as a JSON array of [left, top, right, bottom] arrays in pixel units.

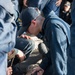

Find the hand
[[20, 34, 31, 39], [8, 50, 15, 56], [8, 50, 16, 60], [31, 66, 44, 75], [16, 50, 26, 62], [6, 67, 12, 75], [56, 0, 62, 6]]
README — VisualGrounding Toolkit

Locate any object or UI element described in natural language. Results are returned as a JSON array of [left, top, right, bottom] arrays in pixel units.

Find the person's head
[[23, 0, 27, 7], [18, 7, 45, 36], [64, 1, 71, 12]]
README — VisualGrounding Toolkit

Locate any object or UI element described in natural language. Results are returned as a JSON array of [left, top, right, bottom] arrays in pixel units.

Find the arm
[[56, 0, 62, 6]]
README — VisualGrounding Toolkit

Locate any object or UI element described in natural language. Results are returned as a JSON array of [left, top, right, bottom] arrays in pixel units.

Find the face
[[27, 15, 44, 35], [64, 5, 70, 12], [23, 0, 27, 7], [27, 19, 41, 35]]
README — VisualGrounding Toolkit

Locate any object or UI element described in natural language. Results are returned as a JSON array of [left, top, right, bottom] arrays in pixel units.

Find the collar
[[42, 11, 56, 35]]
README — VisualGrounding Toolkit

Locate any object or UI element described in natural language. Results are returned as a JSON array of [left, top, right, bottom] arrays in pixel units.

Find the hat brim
[[17, 26, 27, 36]]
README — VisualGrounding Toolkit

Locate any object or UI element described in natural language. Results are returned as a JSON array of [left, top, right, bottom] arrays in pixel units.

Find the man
[[18, 7, 70, 75], [68, 0, 75, 75], [0, 0, 17, 75]]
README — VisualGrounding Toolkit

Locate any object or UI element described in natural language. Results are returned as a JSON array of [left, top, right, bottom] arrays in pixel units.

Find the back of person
[[0, 1, 17, 74], [40, 11, 70, 75]]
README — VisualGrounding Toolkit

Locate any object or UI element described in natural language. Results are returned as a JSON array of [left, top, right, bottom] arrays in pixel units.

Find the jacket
[[40, 11, 70, 75]]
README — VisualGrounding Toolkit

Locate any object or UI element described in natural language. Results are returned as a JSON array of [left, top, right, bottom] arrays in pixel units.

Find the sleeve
[[39, 50, 52, 70], [50, 24, 68, 75], [0, 6, 7, 40], [0, 6, 17, 54]]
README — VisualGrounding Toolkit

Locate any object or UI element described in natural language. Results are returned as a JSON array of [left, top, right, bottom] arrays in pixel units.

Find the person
[[15, 35, 35, 61], [8, 28, 35, 74], [18, 0, 62, 57], [20, 0, 62, 17], [11, 0, 34, 63], [39, 0, 62, 17], [68, 0, 75, 75], [0, 0, 17, 75], [7, 36, 35, 75], [18, 7, 70, 75], [11, 0, 35, 61], [60, 1, 72, 25]]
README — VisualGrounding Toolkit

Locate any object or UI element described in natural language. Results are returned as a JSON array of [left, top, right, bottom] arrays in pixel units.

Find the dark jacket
[[40, 11, 70, 75], [60, 10, 72, 25]]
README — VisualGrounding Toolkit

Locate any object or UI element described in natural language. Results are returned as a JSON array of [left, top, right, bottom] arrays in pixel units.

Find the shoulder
[[0, 6, 6, 19]]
